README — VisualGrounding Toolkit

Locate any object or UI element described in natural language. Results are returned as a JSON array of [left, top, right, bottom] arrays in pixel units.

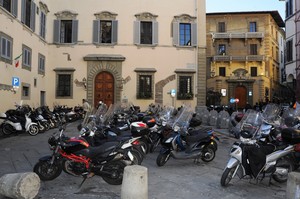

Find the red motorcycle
[[33, 125, 131, 185]]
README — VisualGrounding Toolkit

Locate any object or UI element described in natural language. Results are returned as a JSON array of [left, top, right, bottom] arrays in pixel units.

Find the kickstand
[[79, 176, 87, 188]]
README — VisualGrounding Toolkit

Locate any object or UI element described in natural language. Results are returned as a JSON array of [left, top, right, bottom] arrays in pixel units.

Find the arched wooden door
[[94, 72, 114, 107], [235, 86, 247, 109]]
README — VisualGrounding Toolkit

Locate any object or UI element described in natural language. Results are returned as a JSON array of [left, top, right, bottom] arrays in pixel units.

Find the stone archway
[[155, 74, 176, 104], [84, 54, 125, 107]]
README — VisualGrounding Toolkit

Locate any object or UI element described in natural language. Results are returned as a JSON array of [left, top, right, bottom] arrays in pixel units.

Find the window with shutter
[[22, 44, 32, 71], [38, 53, 45, 75], [134, 12, 158, 46], [93, 11, 118, 45], [173, 14, 197, 47], [53, 10, 78, 44], [0, 34, 12, 62], [21, 0, 35, 31]]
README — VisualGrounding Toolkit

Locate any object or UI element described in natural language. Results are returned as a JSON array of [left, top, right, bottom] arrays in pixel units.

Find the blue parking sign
[[12, 77, 20, 87]]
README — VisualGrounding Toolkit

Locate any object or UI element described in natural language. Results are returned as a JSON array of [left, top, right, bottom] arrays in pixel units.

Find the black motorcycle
[[33, 124, 131, 185]]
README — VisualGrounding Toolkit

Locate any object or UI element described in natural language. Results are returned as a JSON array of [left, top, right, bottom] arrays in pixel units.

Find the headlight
[[173, 125, 180, 132]]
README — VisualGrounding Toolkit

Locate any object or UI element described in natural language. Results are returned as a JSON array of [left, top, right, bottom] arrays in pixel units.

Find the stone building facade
[[206, 11, 285, 108], [0, 0, 207, 112]]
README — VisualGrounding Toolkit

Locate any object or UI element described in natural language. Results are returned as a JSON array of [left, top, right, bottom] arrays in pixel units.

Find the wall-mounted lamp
[[74, 78, 87, 90]]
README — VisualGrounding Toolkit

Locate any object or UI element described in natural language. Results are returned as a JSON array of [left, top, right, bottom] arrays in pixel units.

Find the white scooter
[[0, 104, 39, 136]]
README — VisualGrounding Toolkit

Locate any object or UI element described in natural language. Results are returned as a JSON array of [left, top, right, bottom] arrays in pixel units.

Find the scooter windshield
[[172, 105, 194, 132], [261, 103, 281, 124]]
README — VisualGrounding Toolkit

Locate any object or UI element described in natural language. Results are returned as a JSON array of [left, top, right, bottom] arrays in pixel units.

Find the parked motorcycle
[[33, 124, 131, 185], [0, 103, 39, 136], [156, 105, 219, 167], [220, 109, 297, 187]]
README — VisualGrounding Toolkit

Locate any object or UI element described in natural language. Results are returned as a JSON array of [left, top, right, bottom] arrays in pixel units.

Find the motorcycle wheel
[[43, 122, 51, 131], [139, 139, 149, 154], [201, 145, 216, 162], [128, 150, 143, 165], [33, 161, 62, 181], [27, 124, 39, 136], [220, 166, 237, 187], [2, 123, 15, 135], [272, 158, 294, 183], [101, 161, 126, 185], [156, 153, 170, 167]]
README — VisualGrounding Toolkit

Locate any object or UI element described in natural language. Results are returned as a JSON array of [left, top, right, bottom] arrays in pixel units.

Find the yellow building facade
[[206, 11, 285, 108]]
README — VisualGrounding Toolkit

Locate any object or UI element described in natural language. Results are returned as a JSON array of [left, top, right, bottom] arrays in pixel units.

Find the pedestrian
[[82, 99, 91, 115]]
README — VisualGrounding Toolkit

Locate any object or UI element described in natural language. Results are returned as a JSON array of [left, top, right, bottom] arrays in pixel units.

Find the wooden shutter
[[21, 0, 25, 23], [72, 20, 78, 43], [12, 0, 18, 17], [172, 21, 179, 46], [134, 21, 140, 44], [191, 22, 197, 47], [30, 2, 36, 31], [112, 20, 118, 44], [53, 20, 60, 43], [93, 20, 99, 43], [152, 21, 158, 45]]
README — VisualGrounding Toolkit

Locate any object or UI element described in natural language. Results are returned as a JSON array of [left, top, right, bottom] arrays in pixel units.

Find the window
[[21, 83, 30, 100], [93, 20, 118, 44], [218, 44, 226, 55], [22, 45, 31, 70], [53, 19, 78, 44], [286, 39, 293, 62], [219, 67, 226, 77], [178, 76, 193, 100], [0, 0, 17, 17], [21, 0, 36, 31], [218, 22, 226, 32], [286, 0, 293, 18], [134, 20, 158, 45], [54, 69, 74, 98], [38, 53, 45, 75], [56, 74, 71, 97], [137, 75, 152, 99], [140, 22, 153, 44], [251, 67, 257, 77], [172, 14, 197, 47], [249, 22, 257, 32], [40, 11, 46, 39], [250, 44, 258, 55], [179, 23, 191, 46], [0, 34, 12, 63]]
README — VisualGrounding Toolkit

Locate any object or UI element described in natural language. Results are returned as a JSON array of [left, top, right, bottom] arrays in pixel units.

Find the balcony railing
[[213, 55, 264, 62], [212, 32, 264, 40]]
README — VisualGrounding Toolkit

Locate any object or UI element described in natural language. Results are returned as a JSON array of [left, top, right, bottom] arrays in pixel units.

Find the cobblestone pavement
[[0, 121, 287, 199]]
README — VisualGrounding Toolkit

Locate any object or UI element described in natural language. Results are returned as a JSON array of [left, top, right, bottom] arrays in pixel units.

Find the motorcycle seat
[[186, 131, 210, 143], [78, 141, 119, 158]]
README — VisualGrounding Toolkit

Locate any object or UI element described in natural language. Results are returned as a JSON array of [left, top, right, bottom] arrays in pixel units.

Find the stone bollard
[[0, 172, 40, 199], [121, 165, 148, 199], [286, 172, 300, 199]]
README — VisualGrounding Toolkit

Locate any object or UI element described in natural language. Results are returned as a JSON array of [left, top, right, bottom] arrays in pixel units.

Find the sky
[[206, 0, 285, 20]]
